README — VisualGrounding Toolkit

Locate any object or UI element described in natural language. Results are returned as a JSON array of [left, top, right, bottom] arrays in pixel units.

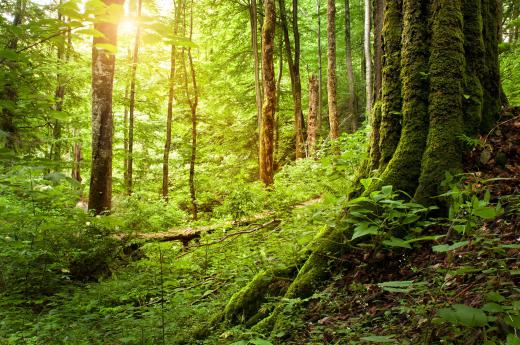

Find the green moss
[[416, 0, 465, 203], [480, 0, 501, 132], [462, 0, 485, 135], [223, 265, 296, 324], [374, 0, 430, 195], [378, 0, 403, 169]]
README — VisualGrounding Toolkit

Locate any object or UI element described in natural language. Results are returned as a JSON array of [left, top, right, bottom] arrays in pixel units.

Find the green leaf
[[486, 292, 506, 303], [507, 334, 520, 345], [94, 43, 117, 53], [352, 223, 379, 240], [360, 335, 396, 343], [250, 339, 273, 345], [437, 304, 488, 327], [481, 303, 504, 313], [432, 241, 469, 253], [382, 237, 412, 249], [381, 185, 393, 196], [472, 206, 497, 219]]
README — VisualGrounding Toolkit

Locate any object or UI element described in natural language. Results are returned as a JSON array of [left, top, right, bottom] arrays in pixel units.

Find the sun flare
[[118, 19, 137, 36]]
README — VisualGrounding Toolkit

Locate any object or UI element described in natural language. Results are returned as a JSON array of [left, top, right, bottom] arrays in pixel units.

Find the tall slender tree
[[259, 0, 276, 185], [126, 0, 143, 195], [326, 0, 338, 139], [183, 0, 199, 219], [249, 0, 262, 138], [364, 0, 372, 116], [344, 0, 358, 132], [307, 75, 319, 156], [278, 0, 305, 159], [89, 0, 124, 214], [162, 0, 183, 200]]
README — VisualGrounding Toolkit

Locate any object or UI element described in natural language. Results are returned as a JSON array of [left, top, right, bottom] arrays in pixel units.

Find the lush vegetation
[[0, 0, 519, 344]]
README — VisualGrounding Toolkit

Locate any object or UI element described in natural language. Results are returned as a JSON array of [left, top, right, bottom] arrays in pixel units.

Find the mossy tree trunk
[[259, 0, 276, 186], [220, 0, 501, 335]]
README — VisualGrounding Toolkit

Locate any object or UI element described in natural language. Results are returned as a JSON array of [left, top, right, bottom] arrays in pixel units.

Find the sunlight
[[118, 19, 137, 36]]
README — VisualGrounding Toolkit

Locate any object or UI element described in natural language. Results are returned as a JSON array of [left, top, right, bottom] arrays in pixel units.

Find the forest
[[0, 0, 519, 343]]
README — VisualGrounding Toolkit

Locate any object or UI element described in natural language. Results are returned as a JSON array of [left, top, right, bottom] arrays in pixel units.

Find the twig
[[483, 115, 519, 144], [176, 219, 281, 259]]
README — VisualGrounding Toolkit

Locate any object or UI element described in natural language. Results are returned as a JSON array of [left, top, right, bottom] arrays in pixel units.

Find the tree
[[249, 0, 262, 144], [364, 0, 372, 116], [259, 0, 276, 185], [316, 0, 323, 133], [183, 0, 199, 220], [343, 0, 358, 132], [307, 74, 319, 156], [222, 0, 502, 333], [162, 0, 183, 200], [89, 0, 124, 214], [278, 0, 305, 159], [126, 0, 143, 195], [326, 0, 338, 140]]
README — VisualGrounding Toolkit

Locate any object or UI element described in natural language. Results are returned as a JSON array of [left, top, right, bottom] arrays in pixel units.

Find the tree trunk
[[259, 0, 276, 186], [249, 0, 263, 140], [307, 75, 319, 156], [278, 0, 305, 159], [373, 0, 384, 103], [162, 0, 183, 200], [126, 0, 143, 195], [326, 0, 338, 140], [183, 0, 199, 220], [364, 0, 373, 117], [89, 0, 124, 215], [52, 2, 66, 169], [317, 0, 323, 133], [344, 0, 358, 132]]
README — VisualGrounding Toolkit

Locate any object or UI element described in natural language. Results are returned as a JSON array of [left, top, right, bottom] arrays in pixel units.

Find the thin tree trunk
[[307, 75, 319, 156], [373, 0, 384, 102], [278, 0, 305, 159], [317, 0, 322, 132], [52, 2, 65, 168], [89, 0, 124, 214], [344, 0, 358, 132], [274, 34, 283, 169], [259, 0, 276, 186], [249, 0, 263, 138], [183, 0, 199, 220], [364, 0, 373, 117], [326, 0, 339, 139], [162, 0, 183, 200], [126, 0, 143, 195]]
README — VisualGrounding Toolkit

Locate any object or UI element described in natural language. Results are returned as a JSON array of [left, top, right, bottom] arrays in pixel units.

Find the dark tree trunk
[[373, 0, 384, 102], [364, 0, 373, 117], [89, 0, 124, 215], [307, 75, 319, 156], [326, 0, 339, 139], [278, 0, 305, 158], [317, 0, 323, 132], [344, 0, 359, 132], [259, 0, 276, 186], [126, 0, 142, 195], [183, 0, 199, 220], [249, 0, 263, 140], [162, 0, 183, 200]]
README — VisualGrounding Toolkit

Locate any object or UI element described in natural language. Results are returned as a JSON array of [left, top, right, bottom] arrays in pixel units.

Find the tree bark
[[259, 0, 276, 186], [162, 0, 183, 200], [52, 4, 66, 168], [126, 0, 143, 195], [278, 0, 305, 159], [364, 0, 373, 117], [326, 0, 338, 140], [344, 0, 358, 132], [249, 0, 263, 140], [373, 0, 384, 102], [89, 0, 124, 215], [307, 75, 319, 156], [183, 0, 199, 220], [317, 0, 323, 133]]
